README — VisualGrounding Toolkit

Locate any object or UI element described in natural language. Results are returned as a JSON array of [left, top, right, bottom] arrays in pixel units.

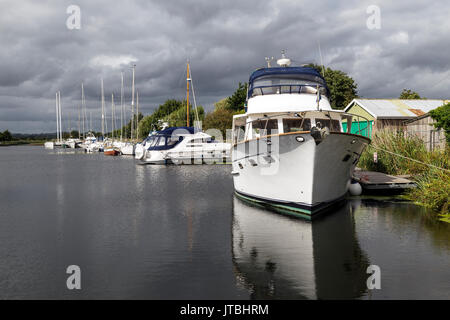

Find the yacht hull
[[232, 132, 369, 219], [120, 143, 135, 156], [104, 149, 120, 156], [134, 143, 145, 159]]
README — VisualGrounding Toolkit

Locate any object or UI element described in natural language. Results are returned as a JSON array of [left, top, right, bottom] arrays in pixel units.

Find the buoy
[[348, 180, 362, 196]]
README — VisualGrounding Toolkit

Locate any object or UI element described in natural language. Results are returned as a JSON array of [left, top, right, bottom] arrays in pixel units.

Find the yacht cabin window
[[251, 119, 278, 137], [314, 118, 341, 132], [149, 137, 158, 147], [167, 136, 181, 146], [233, 125, 246, 144], [283, 118, 311, 133], [156, 137, 166, 146]]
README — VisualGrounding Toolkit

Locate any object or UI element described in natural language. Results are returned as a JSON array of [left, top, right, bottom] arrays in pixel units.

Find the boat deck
[[353, 169, 416, 192]]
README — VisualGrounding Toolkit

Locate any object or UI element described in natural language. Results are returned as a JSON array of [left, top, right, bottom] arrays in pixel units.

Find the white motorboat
[[231, 53, 371, 218], [44, 141, 54, 149], [134, 142, 145, 159], [135, 128, 161, 160], [85, 141, 103, 153], [119, 142, 135, 156], [66, 138, 82, 149], [141, 127, 231, 164], [80, 132, 98, 151]]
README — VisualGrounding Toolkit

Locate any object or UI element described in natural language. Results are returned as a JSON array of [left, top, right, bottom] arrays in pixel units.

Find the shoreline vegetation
[[0, 140, 45, 146], [358, 129, 449, 222], [0, 130, 46, 146]]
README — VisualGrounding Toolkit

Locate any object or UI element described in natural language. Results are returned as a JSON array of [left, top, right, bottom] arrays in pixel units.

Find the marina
[[0, 145, 448, 299], [1, 0, 449, 305]]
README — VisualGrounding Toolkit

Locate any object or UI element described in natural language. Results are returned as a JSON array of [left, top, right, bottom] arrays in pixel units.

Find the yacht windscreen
[[315, 119, 341, 132], [283, 118, 311, 133], [252, 119, 278, 136]]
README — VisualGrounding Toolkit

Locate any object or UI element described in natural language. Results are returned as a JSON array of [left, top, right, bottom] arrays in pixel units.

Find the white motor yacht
[[142, 127, 231, 164], [231, 53, 371, 218]]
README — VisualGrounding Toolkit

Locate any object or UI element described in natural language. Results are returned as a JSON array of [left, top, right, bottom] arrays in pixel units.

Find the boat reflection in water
[[232, 196, 370, 299]]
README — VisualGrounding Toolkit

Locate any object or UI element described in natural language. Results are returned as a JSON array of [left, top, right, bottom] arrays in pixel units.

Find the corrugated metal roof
[[344, 99, 448, 119]]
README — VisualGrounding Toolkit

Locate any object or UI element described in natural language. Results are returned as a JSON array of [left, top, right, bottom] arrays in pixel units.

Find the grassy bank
[[0, 140, 45, 146], [358, 129, 450, 222]]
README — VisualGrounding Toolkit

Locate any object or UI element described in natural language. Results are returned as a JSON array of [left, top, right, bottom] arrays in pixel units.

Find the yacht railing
[[248, 83, 329, 98], [233, 110, 373, 145]]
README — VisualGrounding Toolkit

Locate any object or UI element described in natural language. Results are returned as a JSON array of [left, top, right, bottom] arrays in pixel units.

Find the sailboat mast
[[131, 64, 135, 140], [81, 82, 85, 139], [101, 78, 105, 138], [111, 93, 115, 140], [120, 72, 124, 141], [78, 105, 81, 139], [55, 92, 59, 143], [136, 90, 139, 140], [186, 62, 190, 127], [58, 91, 62, 143]]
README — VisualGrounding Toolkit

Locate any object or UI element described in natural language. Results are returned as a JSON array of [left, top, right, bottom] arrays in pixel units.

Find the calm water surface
[[0, 146, 449, 299]]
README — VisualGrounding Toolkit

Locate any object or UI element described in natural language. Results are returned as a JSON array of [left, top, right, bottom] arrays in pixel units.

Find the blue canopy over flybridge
[[158, 126, 197, 135], [249, 67, 325, 83], [247, 67, 330, 99]]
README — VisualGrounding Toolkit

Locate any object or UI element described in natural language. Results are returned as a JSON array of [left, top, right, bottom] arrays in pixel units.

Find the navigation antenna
[[265, 56, 274, 68], [276, 50, 291, 67], [318, 41, 325, 78]]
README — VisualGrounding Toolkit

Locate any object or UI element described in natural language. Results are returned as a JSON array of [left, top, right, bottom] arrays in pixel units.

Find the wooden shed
[[404, 114, 446, 151], [344, 99, 448, 135]]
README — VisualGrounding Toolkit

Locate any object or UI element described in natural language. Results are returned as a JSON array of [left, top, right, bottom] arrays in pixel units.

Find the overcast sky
[[1, 0, 449, 133]]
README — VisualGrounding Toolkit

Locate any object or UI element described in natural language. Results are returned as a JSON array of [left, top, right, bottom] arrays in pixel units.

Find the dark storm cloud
[[0, 0, 449, 133]]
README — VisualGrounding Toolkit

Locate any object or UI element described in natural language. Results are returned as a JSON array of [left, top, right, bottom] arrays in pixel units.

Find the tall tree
[[226, 82, 248, 112], [399, 89, 422, 99], [0, 130, 12, 141], [307, 64, 358, 110], [203, 108, 234, 137]]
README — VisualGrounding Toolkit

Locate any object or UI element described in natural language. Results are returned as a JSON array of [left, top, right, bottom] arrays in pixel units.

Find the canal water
[[0, 146, 449, 299]]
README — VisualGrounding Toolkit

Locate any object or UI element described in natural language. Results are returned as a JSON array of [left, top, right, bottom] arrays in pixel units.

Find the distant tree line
[[0, 130, 12, 141]]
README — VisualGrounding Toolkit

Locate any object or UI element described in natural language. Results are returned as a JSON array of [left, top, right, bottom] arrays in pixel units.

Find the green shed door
[[342, 120, 373, 138]]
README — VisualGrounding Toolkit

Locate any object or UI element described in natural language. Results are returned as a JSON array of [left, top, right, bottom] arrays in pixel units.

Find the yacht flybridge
[[231, 53, 371, 219]]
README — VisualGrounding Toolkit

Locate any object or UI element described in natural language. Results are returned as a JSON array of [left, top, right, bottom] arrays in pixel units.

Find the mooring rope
[[371, 146, 450, 173]]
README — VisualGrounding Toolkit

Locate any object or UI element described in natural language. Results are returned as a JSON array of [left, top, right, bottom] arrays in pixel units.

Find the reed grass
[[358, 129, 450, 221]]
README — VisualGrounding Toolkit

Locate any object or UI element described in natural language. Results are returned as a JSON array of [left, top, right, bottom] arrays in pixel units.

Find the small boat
[[104, 147, 120, 156], [119, 142, 135, 155], [66, 138, 82, 149], [231, 52, 371, 219], [44, 141, 54, 149]]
